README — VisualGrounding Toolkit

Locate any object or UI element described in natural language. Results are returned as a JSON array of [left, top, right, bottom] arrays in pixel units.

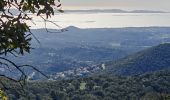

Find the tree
[[0, 0, 63, 88]]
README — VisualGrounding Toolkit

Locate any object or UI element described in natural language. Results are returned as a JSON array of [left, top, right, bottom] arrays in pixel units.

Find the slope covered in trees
[[0, 69, 170, 100], [103, 43, 170, 75]]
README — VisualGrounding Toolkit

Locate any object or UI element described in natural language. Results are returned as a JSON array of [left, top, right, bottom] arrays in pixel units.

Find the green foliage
[[1, 69, 170, 100], [0, 89, 8, 100], [0, 0, 62, 55]]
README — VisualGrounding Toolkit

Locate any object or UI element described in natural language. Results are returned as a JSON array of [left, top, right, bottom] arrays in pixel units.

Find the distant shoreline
[[59, 9, 167, 13], [31, 26, 170, 30]]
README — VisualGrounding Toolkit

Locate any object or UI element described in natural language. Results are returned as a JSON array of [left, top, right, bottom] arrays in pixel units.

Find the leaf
[[57, 4, 61, 7], [58, 9, 64, 13]]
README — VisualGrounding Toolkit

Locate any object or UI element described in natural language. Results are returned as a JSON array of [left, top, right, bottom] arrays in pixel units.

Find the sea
[[28, 12, 170, 29]]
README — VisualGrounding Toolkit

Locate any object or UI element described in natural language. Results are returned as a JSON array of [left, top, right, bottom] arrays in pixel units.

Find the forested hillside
[[103, 43, 170, 75], [1, 69, 170, 100]]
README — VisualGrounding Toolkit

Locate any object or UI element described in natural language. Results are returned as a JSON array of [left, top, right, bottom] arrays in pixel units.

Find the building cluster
[[49, 64, 106, 80]]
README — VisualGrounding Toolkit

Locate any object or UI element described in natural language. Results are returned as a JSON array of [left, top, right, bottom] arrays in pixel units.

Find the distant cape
[[62, 9, 166, 13]]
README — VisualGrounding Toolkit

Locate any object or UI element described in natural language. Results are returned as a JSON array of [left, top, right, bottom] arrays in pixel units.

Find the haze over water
[[29, 12, 170, 29]]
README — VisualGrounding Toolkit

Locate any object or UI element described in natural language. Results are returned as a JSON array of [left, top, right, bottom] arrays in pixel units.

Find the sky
[[61, 0, 170, 11]]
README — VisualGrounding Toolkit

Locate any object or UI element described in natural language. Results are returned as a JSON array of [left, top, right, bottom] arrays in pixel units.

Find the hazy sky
[[61, 0, 170, 11]]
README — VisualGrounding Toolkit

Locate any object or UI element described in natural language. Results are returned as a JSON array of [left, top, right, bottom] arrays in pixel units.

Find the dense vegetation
[[104, 43, 170, 75], [1, 43, 170, 100], [0, 69, 169, 100], [1, 1, 169, 100]]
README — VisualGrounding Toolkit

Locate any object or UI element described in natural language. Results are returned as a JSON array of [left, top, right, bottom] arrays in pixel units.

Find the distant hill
[[63, 9, 166, 13], [11, 8, 162, 15], [104, 43, 170, 75], [130, 10, 166, 13]]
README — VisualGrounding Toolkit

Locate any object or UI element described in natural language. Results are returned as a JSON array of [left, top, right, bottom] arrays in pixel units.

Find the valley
[[2, 27, 170, 79]]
